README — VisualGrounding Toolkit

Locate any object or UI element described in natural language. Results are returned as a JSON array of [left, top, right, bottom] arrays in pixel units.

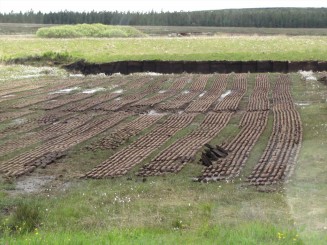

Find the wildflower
[[277, 232, 284, 240]]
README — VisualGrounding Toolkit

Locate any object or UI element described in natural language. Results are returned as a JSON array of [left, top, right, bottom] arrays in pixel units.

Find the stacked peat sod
[[129, 76, 190, 111], [189, 75, 211, 91], [137, 74, 247, 177], [93, 77, 167, 112], [0, 114, 93, 156], [156, 74, 210, 111], [197, 74, 270, 182], [84, 113, 196, 178], [185, 74, 229, 112], [0, 78, 93, 106], [7, 79, 92, 109], [0, 110, 72, 142], [36, 93, 94, 110], [35, 78, 148, 111], [157, 91, 199, 111], [246, 75, 303, 186], [10, 93, 62, 109], [64, 93, 120, 112], [0, 112, 102, 157], [199, 144, 228, 167], [213, 74, 247, 112], [36, 111, 71, 125], [0, 82, 46, 97], [0, 112, 130, 177], [86, 114, 163, 151], [0, 110, 31, 123], [94, 94, 145, 111], [31, 151, 67, 169]]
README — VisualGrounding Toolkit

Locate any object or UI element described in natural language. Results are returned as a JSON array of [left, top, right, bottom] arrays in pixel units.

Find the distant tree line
[[1, 8, 327, 28]]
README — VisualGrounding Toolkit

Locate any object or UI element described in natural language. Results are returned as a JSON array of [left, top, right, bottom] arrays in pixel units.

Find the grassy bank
[[36, 24, 145, 38], [0, 36, 327, 64]]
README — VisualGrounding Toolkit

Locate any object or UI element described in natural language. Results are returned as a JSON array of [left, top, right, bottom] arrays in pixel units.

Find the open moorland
[[0, 65, 326, 244]]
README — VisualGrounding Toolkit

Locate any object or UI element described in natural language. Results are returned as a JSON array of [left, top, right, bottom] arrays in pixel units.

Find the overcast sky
[[0, 0, 326, 13]]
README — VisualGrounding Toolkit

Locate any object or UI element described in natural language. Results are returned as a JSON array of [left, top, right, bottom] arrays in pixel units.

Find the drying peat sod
[[0, 67, 326, 244]]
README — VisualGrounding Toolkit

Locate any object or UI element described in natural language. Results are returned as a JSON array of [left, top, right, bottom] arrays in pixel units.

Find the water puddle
[[14, 176, 55, 194], [11, 118, 27, 125]]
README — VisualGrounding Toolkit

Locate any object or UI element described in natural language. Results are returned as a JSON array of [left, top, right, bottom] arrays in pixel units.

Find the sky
[[0, 0, 326, 13]]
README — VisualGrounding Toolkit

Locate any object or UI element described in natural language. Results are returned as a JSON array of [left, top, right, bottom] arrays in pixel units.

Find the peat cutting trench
[[64, 60, 327, 75]]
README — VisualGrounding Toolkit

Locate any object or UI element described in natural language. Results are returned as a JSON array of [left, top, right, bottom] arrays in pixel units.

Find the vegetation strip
[[86, 114, 164, 151]]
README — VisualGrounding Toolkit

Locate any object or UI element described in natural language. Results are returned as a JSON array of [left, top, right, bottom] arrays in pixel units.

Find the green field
[[1, 35, 327, 64], [0, 66, 326, 244]]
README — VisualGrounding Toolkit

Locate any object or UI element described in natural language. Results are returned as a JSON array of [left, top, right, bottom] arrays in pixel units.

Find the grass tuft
[[1, 201, 42, 235]]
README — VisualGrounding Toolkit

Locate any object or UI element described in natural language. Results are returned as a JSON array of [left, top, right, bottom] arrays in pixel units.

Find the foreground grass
[[2, 223, 304, 245], [0, 36, 327, 63]]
